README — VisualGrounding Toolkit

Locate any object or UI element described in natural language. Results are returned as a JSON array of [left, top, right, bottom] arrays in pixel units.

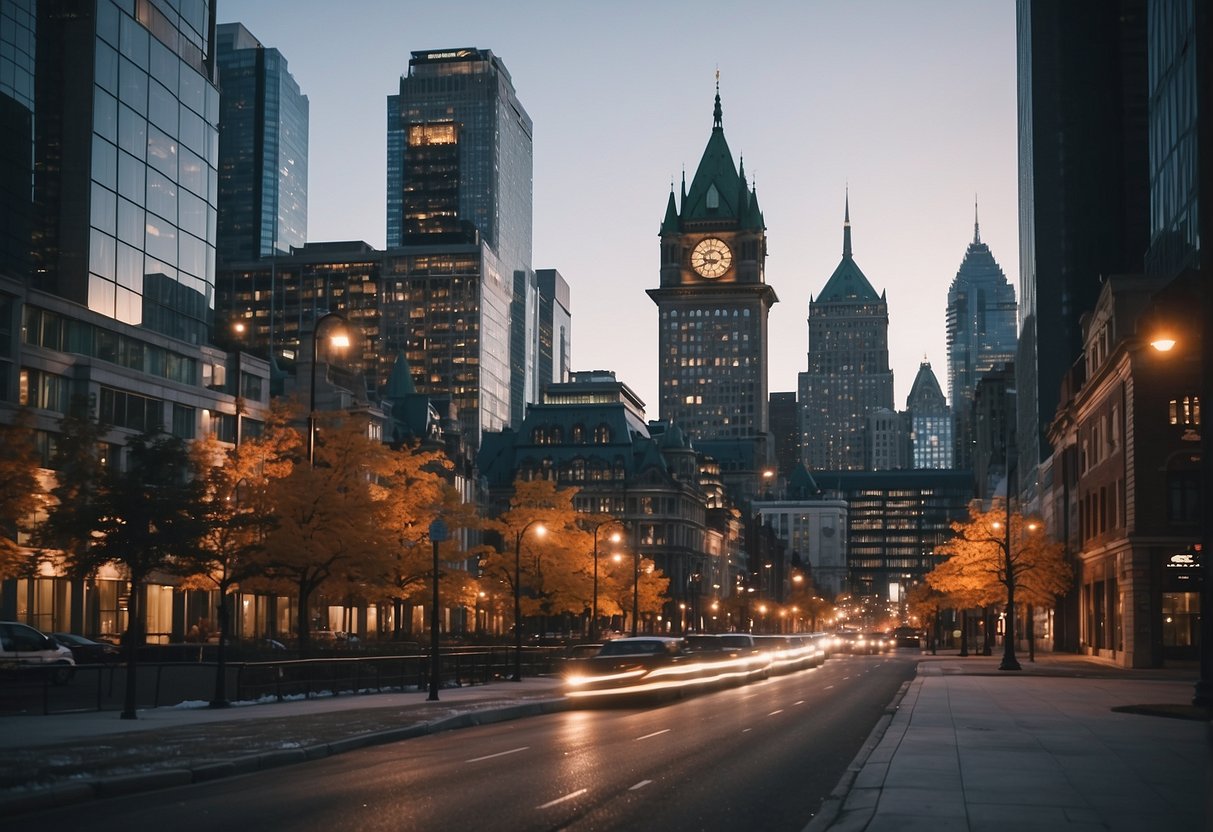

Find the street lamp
[[307, 312, 351, 466], [631, 548, 641, 637], [511, 519, 545, 682], [589, 521, 621, 641]]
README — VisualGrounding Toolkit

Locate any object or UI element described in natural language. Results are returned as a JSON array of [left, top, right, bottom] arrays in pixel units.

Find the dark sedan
[[51, 633, 122, 664]]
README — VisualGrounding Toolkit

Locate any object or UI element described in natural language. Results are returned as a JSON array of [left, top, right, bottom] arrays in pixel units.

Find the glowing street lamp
[[511, 520, 545, 682], [589, 521, 622, 641], [307, 312, 351, 466]]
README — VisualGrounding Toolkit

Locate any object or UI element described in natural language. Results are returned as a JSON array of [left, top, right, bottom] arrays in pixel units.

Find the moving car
[[564, 637, 694, 700], [0, 621, 76, 684]]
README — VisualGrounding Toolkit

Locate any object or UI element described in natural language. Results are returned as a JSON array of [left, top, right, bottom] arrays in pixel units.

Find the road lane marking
[[825, 685, 835, 690], [537, 789, 587, 809], [742, 728, 752, 733], [635, 729, 671, 741], [768, 709, 784, 716], [793, 700, 805, 705], [629, 780, 652, 791], [466, 746, 529, 763]]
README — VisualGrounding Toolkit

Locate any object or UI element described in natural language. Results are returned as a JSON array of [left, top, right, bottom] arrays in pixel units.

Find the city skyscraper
[[945, 203, 1017, 468], [215, 22, 308, 264], [0, 0, 34, 284], [906, 359, 954, 469], [536, 268, 571, 393], [648, 82, 777, 499], [385, 48, 535, 430], [799, 195, 894, 471], [1015, 0, 1149, 491], [30, 0, 223, 347]]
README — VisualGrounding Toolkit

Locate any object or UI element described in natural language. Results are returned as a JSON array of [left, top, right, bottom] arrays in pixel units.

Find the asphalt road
[[26, 652, 917, 832]]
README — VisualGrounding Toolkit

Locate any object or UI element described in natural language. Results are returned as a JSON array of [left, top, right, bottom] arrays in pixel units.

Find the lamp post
[[307, 312, 351, 466], [428, 517, 449, 701], [511, 519, 545, 682], [590, 522, 621, 641], [997, 386, 1021, 672], [631, 547, 640, 637]]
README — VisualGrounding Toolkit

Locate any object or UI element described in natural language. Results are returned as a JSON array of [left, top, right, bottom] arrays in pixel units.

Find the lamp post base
[[998, 657, 1022, 671]]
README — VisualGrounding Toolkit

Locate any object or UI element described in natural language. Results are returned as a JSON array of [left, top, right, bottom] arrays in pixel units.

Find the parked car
[[0, 621, 76, 684], [51, 632, 122, 664]]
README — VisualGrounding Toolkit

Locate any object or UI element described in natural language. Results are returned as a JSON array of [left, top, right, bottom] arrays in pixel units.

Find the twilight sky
[[217, 0, 1019, 414]]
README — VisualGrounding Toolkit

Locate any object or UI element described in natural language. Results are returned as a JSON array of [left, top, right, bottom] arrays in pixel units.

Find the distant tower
[[945, 201, 1016, 468], [216, 23, 309, 264], [648, 79, 777, 498], [799, 194, 894, 471], [385, 48, 536, 432], [906, 359, 953, 469]]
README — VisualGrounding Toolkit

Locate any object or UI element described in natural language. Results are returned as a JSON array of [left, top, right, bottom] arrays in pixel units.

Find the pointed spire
[[681, 167, 687, 203], [713, 69, 722, 129], [842, 188, 853, 258], [662, 184, 680, 234], [973, 194, 981, 244]]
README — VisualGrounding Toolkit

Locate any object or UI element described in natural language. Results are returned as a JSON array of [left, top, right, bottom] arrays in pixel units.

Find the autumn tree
[[928, 502, 1070, 668], [177, 405, 300, 703], [256, 415, 394, 653], [33, 396, 110, 579], [0, 408, 42, 580], [598, 553, 669, 636], [84, 430, 208, 719]]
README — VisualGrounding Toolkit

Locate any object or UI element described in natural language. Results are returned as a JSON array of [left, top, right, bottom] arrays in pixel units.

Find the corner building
[[647, 85, 777, 499]]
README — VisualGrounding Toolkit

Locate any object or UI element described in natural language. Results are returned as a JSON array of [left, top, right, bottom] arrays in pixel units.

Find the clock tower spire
[[647, 78, 778, 501]]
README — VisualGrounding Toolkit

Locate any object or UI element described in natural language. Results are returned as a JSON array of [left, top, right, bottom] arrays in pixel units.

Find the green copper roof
[[661, 187, 679, 234], [384, 350, 417, 398], [817, 192, 881, 303], [907, 360, 946, 410]]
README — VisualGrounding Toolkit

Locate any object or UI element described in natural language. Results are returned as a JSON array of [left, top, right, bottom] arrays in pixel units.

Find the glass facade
[[35, 0, 219, 345], [386, 48, 534, 431], [0, 0, 35, 278], [215, 22, 308, 263]]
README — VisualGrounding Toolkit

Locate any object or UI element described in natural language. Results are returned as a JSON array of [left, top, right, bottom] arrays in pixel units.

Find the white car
[[0, 621, 76, 684]]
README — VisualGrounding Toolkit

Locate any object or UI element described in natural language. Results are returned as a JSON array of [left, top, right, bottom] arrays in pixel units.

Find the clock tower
[[647, 81, 778, 495]]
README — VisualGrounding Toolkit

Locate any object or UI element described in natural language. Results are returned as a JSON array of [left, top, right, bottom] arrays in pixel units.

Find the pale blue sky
[[218, 0, 1019, 413]]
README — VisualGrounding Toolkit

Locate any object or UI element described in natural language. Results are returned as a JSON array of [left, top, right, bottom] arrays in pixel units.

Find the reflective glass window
[[147, 126, 177, 178], [117, 151, 144, 204], [119, 11, 148, 66], [179, 66, 205, 115], [145, 214, 177, 265], [90, 182, 117, 235], [94, 87, 118, 143], [115, 287, 141, 326], [89, 229, 116, 280], [88, 276, 116, 318], [179, 105, 205, 156], [144, 255, 176, 281], [95, 41, 119, 94], [178, 146, 205, 197], [119, 57, 147, 114], [116, 242, 142, 290], [148, 79, 177, 135], [146, 169, 176, 222], [178, 231, 205, 279], [96, 0, 121, 48], [118, 103, 146, 158], [178, 188, 206, 238], [148, 39, 178, 94], [91, 136, 117, 190], [117, 196, 144, 246]]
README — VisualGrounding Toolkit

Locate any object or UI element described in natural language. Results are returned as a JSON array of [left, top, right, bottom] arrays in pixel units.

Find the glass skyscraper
[[31, 0, 221, 347], [385, 48, 535, 433], [906, 360, 953, 470], [215, 22, 308, 264]]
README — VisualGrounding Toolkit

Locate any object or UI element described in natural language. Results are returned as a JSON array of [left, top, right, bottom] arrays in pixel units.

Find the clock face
[[691, 237, 732, 278]]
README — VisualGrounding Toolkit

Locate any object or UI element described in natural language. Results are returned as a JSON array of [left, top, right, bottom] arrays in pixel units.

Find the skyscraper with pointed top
[[906, 359, 953, 469], [648, 80, 777, 499], [946, 201, 1017, 468], [798, 195, 895, 471]]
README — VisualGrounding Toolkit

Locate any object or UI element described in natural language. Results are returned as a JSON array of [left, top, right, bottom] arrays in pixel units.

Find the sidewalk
[[811, 653, 1212, 832]]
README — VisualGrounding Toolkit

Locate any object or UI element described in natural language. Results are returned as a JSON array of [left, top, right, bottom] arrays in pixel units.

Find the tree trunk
[[959, 608, 968, 657], [121, 576, 143, 719], [297, 581, 312, 655]]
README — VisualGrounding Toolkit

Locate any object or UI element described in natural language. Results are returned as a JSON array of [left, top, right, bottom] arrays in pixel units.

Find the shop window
[[1162, 592, 1199, 647]]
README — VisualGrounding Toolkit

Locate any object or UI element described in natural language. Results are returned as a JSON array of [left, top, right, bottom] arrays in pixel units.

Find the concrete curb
[[0, 696, 572, 819], [802, 678, 915, 832]]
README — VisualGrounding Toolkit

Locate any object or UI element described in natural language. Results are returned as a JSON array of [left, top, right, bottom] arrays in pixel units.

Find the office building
[[946, 204, 1017, 468], [536, 268, 571, 393], [799, 195, 894, 471], [386, 48, 535, 429], [769, 391, 799, 478], [907, 360, 954, 469], [648, 83, 777, 499], [1015, 0, 1149, 492], [215, 22, 308, 264]]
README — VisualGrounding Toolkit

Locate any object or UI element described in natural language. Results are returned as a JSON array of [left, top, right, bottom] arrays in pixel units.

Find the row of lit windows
[[530, 424, 613, 445]]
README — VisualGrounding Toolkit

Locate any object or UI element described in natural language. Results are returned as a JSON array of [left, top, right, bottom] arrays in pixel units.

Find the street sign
[[429, 518, 449, 542]]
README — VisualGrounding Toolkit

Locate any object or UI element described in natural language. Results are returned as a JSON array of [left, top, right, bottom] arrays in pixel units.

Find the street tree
[[32, 396, 109, 579], [928, 501, 1070, 668], [85, 430, 208, 719], [256, 415, 392, 653], [0, 408, 42, 580], [599, 554, 668, 635]]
